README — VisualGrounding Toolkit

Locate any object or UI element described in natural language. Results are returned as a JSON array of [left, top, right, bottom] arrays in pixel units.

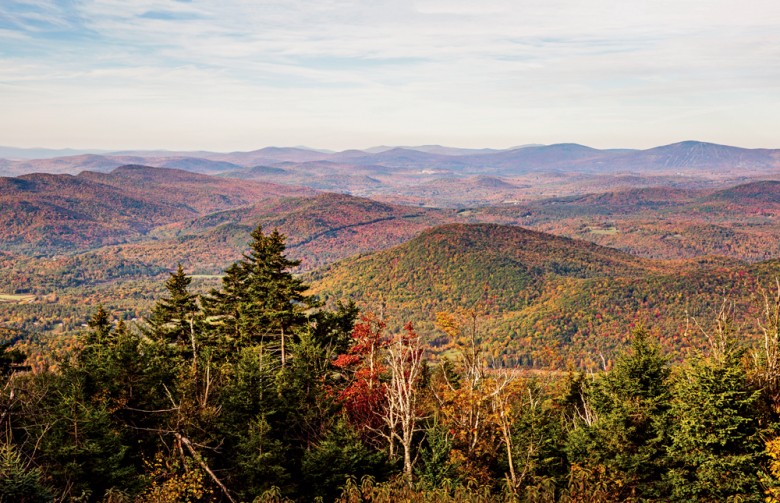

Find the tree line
[[3, 225, 780, 502]]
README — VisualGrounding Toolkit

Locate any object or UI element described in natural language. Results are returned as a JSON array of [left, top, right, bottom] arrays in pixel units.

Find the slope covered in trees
[[4, 224, 780, 502], [0, 190, 461, 348], [0, 166, 314, 254], [487, 180, 780, 262], [15, 192, 460, 279], [310, 223, 779, 366]]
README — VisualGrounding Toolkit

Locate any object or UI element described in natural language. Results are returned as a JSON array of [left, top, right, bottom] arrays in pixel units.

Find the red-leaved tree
[[332, 314, 388, 435]]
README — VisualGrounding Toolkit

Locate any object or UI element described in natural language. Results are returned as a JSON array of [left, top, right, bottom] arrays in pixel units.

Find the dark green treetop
[[204, 225, 314, 363], [146, 264, 199, 347]]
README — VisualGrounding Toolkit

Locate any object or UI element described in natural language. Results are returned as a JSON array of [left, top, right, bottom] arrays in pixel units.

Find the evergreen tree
[[276, 330, 333, 448], [21, 309, 183, 500], [204, 225, 314, 363], [203, 261, 248, 346], [146, 264, 199, 348], [666, 342, 764, 500], [28, 314, 137, 500], [234, 417, 291, 499], [86, 304, 112, 345], [220, 346, 288, 499], [0, 444, 52, 503], [241, 226, 312, 362], [301, 419, 387, 501], [416, 424, 460, 489], [566, 329, 672, 499], [505, 378, 566, 497], [311, 299, 360, 357]]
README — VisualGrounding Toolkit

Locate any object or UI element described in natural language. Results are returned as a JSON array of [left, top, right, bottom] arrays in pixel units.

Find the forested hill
[[310, 223, 775, 367], [311, 223, 656, 310], [0, 165, 315, 253], [28, 192, 460, 280]]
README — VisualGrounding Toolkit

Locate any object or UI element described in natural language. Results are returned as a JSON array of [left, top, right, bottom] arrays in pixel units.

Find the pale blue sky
[[1, 0, 779, 151]]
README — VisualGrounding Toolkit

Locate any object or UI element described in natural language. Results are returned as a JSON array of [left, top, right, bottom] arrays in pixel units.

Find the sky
[[1, 0, 779, 151]]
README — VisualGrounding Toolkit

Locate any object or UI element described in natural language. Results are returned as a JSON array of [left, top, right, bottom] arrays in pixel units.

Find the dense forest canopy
[[4, 225, 780, 502]]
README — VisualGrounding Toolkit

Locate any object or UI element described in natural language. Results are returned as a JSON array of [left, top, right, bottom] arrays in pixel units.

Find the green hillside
[[310, 223, 777, 367], [311, 223, 653, 308]]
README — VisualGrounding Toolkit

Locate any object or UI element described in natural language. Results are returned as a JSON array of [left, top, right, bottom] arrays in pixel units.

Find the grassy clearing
[[589, 226, 619, 235], [0, 293, 37, 304]]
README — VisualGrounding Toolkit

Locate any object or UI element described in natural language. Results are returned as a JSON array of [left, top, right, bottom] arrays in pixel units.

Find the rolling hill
[[0, 172, 192, 251], [480, 180, 780, 262], [705, 180, 780, 204], [0, 165, 315, 253], [78, 165, 315, 214], [309, 223, 774, 367], [81, 192, 461, 274], [0, 193, 463, 338], [309, 223, 656, 312]]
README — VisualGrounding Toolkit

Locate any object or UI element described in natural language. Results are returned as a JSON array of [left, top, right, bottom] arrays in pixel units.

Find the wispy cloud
[[0, 0, 779, 149]]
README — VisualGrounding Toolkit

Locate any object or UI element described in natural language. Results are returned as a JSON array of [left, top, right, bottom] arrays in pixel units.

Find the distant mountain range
[[2, 141, 778, 179]]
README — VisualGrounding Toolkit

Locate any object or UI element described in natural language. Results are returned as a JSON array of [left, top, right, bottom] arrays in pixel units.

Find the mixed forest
[[4, 225, 780, 502], [4, 143, 780, 501]]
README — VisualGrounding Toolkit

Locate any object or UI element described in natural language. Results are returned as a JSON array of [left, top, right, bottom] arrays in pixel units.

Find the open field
[[0, 293, 36, 304]]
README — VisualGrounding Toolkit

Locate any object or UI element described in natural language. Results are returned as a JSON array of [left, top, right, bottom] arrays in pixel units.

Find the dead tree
[[383, 323, 425, 483]]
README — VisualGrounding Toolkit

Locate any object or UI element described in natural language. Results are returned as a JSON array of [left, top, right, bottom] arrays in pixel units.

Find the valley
[[2, 141, 780, 369]]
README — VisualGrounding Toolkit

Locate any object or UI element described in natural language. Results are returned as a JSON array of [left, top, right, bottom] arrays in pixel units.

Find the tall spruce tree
[[204, 225, 313, 364], [146, 264, 199, 349], [666, 337, 764, 500], [86, 304, 112, 345], [202, 261, 248, 346], [566, 328, 672, 499]]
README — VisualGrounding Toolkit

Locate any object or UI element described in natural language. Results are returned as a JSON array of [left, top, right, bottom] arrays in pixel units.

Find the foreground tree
[[0, 444, 52, 503], [434, 310, 502, 484], [666, 312, 764, 501], [333, 313, 388, 436], [488, 371, 562, 498], [204, 225, 314, 364], [21, 314, 138, 500], [567, 328, 672, 499], [384, 323, 426, 482], [146, 264, 200, 351]]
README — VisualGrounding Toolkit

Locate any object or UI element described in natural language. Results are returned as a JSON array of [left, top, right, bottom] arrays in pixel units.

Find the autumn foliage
[[332, 314, 388, 433]]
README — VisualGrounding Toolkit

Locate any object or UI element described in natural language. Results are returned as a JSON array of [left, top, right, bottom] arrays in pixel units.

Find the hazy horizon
[[4, 138, 780, 160], [2, 1, 779, 151]]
